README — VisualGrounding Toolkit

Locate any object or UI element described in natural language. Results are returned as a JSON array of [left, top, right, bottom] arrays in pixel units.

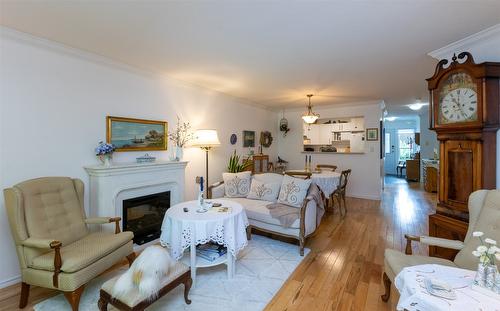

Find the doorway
[[384, 128, 397, 175]]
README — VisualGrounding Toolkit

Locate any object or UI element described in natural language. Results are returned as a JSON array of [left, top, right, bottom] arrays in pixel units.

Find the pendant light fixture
[[302, 94, 320, 124]]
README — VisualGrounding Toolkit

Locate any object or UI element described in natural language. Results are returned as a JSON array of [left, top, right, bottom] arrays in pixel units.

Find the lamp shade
[[192, 129, 221, 147]]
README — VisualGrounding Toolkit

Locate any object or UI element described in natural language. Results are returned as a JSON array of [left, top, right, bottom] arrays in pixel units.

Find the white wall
[[277, 102, 383, 200], [0, 29, 277, 287], [419, 110, 438, 160]]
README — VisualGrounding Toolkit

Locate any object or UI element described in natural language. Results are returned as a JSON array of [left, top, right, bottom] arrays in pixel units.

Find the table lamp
[[192, 129, 220, 196]]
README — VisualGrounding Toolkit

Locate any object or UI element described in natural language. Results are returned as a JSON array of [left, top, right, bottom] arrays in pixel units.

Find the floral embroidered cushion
[[277, 175, 312, 208], [223, 171, 252, 198], [246, 179, 281, 202]]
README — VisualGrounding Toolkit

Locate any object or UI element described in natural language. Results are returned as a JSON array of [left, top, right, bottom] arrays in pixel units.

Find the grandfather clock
[[426, 52, 500, 259]]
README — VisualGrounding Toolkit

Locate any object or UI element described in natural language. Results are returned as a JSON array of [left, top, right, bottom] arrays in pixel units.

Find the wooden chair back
[[285, 171, 312, 179], [316, 164, 337, 172], [338, 169, 352, 190]]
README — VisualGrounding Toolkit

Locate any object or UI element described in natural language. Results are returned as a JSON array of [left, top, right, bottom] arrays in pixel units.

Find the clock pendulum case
[[426, 52, 500, 260]]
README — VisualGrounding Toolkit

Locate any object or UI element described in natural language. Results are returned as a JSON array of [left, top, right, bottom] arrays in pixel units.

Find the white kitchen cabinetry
[[318, 124, 333, 144], [340, 132, 352, 141], [304, 124, 320, 144], [351, 117, 364, 131]]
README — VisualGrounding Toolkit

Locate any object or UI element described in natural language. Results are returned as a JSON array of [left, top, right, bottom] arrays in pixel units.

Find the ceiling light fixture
[[302, 94, 320, 124], [408, 100, 428, 111], [385, 116, 397, 121]]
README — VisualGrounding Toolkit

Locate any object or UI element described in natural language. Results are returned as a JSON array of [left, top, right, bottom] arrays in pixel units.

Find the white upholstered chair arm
[[85, 217, 122, 234], [404, 234, 464, 255], [22, 238, 61, 249], [419, 236, 465, 250]]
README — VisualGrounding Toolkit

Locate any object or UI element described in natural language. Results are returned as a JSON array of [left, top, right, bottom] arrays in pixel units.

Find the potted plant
[[227, 150, 252, 173], [95, 141, 115, 167], [168, 116, 194, 161]]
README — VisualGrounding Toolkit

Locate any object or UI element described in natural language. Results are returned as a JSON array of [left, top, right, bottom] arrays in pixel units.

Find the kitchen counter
[[301, 151, 365, 154]]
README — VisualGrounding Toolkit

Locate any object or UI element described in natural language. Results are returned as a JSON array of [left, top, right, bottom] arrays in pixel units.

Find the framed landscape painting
[[107, 116, 168, 152]]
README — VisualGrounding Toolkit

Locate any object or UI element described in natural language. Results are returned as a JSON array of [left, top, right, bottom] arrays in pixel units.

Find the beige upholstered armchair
[[381, 189, 500, 302], [4, 177, 136, 310]]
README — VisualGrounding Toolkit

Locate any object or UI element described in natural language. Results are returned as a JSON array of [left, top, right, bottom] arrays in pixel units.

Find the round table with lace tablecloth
[[159, 199, 249, 286]]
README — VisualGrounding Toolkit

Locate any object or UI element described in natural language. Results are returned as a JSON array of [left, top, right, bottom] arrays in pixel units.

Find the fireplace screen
[[123, 191, 170, 245]]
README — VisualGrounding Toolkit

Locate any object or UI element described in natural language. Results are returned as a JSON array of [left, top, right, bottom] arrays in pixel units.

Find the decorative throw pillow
[[246, 179, 281, 202], [277, 175, 312, 208], [223, 171, 251, 198]]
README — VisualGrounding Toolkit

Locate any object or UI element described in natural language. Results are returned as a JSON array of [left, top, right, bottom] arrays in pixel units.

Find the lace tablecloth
[[160, 199, 249, 260], [395, 264, 498, 311], [311, 171, 341, 197]]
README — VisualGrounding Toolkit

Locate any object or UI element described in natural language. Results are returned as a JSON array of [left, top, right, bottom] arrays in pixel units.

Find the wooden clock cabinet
[[426, 52, 500, 260]]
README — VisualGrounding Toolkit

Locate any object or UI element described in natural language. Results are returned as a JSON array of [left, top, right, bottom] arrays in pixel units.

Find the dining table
[[286, 169, 341, 197]]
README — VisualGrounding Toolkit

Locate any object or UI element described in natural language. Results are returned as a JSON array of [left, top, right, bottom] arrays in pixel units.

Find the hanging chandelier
[[302, 94, 319, 124]]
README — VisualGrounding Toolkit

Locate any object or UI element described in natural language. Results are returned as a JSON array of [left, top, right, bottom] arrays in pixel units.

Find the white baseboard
[[0, 275, 21, 289]]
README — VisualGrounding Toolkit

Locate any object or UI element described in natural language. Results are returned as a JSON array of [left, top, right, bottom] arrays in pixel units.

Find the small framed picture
[[242, 130, 255, 147], [366, 128, 379, 141]]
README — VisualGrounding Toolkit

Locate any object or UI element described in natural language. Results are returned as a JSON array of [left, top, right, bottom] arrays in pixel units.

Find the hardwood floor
[[265, 176, 436, 311], [0, 176, 436, 311]]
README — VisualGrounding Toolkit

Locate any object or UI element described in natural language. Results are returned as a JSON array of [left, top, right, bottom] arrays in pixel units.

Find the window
[[385, 132, 391, 154], [398, 129, 415, 160]]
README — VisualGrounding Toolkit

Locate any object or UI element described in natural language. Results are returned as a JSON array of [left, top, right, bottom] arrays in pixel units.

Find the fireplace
[[123, 191, 170, 245]]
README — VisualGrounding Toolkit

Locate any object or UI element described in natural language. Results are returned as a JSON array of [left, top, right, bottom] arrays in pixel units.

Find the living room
[[1, 1, 500, 311]]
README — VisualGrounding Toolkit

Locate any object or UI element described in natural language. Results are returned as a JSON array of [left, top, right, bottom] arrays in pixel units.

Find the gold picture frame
[[106, 116, 168, 152]]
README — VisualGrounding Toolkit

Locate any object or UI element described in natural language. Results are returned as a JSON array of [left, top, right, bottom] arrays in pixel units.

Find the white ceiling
[[1, 0, 499, 115]]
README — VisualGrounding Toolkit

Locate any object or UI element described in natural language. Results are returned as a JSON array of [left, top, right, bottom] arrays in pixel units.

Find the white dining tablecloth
[[160, 199, 249, 260], [311, 171, 341, 197], [395, 264, 499, 311]]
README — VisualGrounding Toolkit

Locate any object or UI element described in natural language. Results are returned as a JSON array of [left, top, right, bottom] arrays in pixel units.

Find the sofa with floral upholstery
[[208, 172, 324, 255]]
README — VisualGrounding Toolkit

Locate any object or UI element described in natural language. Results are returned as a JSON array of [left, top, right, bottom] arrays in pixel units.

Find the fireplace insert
[[123, 191, 170, 245]]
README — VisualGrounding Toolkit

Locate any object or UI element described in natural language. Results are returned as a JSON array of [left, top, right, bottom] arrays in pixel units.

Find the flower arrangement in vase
[[95, 141, 115, 167], [168, 116, 194, 161], [471, 231, 500, 295]]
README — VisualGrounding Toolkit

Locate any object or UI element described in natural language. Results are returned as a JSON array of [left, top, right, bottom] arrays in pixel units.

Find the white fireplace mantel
[[84, 161, 188, 227]]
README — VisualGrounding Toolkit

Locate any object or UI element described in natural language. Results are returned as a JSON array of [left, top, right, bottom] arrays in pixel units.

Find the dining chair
[[284, 171, 312, 179], [396, 161, 406, 177], [316, 164, 337, 172], [331, 169, 351, 217]]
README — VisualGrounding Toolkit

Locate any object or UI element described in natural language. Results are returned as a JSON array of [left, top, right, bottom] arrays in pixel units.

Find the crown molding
[[0, 26, 273, 111], [428, 23, 500, 60]]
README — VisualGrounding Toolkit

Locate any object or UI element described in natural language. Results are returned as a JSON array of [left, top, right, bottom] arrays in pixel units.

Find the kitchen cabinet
[[351, 117, 364, 131], [318, 124, 333, 144], [304, 124, 320, 144], [340, 132, 351, 141]]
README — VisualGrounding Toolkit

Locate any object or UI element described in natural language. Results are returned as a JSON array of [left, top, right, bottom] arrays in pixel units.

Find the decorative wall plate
[[230, 133, 237, 145]]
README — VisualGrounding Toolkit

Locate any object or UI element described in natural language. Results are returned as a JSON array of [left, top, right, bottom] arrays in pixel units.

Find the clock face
[[438, 72, 478, 125], [440, 88, 477, 123]]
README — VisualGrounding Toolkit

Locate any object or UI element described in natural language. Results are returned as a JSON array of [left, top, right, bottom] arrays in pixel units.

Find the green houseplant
[[227, 150, 252, 173]]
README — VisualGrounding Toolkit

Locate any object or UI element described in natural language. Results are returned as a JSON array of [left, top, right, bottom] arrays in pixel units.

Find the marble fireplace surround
[[84, 161, 187, 246]]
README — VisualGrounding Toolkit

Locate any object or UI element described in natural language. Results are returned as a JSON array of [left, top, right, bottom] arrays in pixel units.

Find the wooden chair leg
[[97, 296, 108, 311], [63, 285, 85, 311], [381, 272, 391, 302], [19, 282, 30, 308], [184, 276, 192, 304], [299, 236, 305, 256], [246, 226, 252, 240], [342, 193, 347, 216], [126, 252, 136, 267]]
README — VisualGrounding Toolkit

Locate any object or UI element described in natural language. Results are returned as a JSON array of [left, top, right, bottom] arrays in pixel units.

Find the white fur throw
[[112, 246, 175, 302]]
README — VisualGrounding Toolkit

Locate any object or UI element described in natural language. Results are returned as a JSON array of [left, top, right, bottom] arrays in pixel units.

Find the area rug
[[34, 235, 310, 311]]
